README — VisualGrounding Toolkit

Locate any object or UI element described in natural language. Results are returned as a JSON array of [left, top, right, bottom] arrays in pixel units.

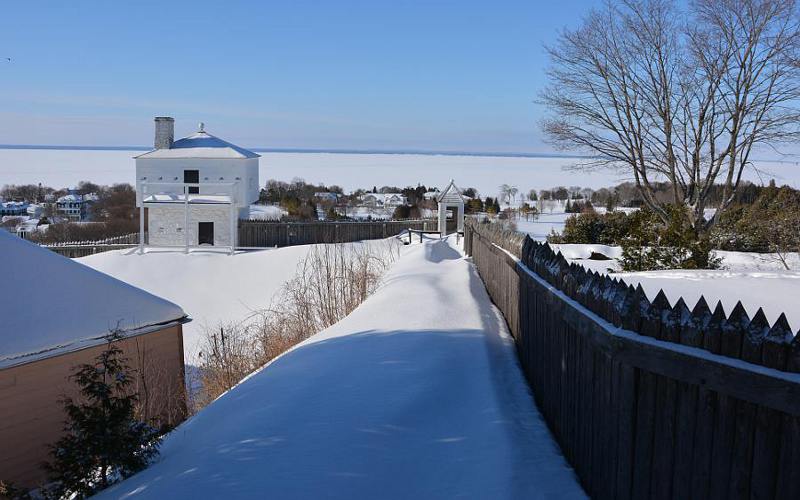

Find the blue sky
[[0, 0, 599, 152]]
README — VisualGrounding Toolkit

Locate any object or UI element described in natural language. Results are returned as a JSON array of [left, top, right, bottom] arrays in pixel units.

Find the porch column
[[230, 202, 236, 255], [138, 186, 145, 255], [438, 203, 447, 238], [184, 186, 190, 254]]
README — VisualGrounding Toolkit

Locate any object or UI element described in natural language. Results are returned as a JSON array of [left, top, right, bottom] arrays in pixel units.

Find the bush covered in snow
[[619, 206, 721, 271], [711, 184, 800, 269], [551, 207, 721, 271], [549, 210, 632, 246]]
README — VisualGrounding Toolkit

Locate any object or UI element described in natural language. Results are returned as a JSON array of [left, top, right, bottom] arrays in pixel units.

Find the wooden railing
[[464, 220, 800, 500]]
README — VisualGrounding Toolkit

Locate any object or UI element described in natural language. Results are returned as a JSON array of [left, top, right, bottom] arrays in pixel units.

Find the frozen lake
[[2, 148, 800, 196]]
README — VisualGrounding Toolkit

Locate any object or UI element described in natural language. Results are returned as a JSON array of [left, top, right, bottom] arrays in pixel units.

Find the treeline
[[258, 178, 483, 221], [523, 180, 773, 211], [2, 181, 139, 243], [552, 180, 800, 270]]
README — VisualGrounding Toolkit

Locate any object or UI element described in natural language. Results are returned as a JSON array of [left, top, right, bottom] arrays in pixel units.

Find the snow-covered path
[[97, 238, 584, 499]]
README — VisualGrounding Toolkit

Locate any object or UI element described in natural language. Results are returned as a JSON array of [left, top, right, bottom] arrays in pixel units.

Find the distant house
[[360, 193, 382, 208], [55, 189, 95, 222], [0, 231, 189, 489], [15, 218, 46, 238], [383, 193, 407, 207], [0, 201, 29, 216], [135, 117, 260, 251], [314, 192, 339, 203], [359, 193, 407, 209]]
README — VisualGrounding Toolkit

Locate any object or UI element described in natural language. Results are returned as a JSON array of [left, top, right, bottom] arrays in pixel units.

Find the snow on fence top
[[0, 230, 186, 368], [40, 232, 140, 247], [465, 219, 799, 373]]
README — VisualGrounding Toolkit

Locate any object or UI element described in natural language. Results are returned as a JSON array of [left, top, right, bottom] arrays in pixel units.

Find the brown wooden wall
[[238, 220, 436, 247], [465, 222, 800, 500], [42, 221, 451, 258], [0, 325, 186, 489]]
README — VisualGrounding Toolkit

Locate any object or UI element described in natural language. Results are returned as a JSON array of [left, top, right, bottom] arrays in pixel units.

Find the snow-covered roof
[[16, 219, 41, 233], [1, 201, 28, 209], [437, 180, 465, 204], [0, 231, 187, 368], [143, 193, 233, 204], [57, 194, 82, 203], [135, 131, 260, 160]]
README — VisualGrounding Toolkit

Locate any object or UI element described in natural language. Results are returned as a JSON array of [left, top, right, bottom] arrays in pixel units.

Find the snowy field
[[511, 202, 800, 331], [248, 204, 286, 220], [96, 237, 585, 499], [516, 212, 570, 241], [550, 244, 800, 331], [78, 240, 404, 365], [78, 246, 313, 364], [3, 148, 800, 196]]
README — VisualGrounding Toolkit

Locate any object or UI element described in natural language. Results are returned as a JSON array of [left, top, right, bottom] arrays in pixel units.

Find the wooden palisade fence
[[238, 219, 435, 247], [40, 233, 141, 258], [39, 220, 438, 257], [464, 219, 800, 500]]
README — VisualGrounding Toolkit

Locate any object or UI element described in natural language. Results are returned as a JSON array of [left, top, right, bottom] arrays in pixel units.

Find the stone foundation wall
[[147, 204, 234, 247]]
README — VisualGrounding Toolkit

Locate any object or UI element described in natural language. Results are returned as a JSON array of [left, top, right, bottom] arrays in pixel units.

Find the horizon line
[[0, 143, 592, 160], [2, 144, 797, 165]]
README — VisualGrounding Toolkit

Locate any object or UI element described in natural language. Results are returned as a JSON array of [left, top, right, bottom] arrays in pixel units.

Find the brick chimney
[[154, 116, 174, 149]]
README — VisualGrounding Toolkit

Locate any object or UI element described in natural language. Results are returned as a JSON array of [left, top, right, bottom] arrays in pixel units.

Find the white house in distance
[[56, 189, 97, 222], [135, 117, 260, 252], [360, 192, 407, 209]]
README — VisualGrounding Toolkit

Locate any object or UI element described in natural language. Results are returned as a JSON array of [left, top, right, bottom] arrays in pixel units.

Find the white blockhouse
[[135, 117, 260, 253], [437, 180, 465, 236]]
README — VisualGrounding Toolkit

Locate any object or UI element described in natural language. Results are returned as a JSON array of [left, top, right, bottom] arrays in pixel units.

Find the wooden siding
[[0, 325, 185, 489]]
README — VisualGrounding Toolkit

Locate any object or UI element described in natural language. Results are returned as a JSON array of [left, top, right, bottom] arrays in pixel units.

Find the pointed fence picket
[[464, 219, 800, 500]]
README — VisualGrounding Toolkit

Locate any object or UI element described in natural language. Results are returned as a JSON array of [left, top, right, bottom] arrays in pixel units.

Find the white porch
[[137, 181, 240, 254]]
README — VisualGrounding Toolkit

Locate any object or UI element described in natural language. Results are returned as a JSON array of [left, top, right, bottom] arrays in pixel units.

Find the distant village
[[2, 171, 674, 246], [0, 174, 598, 245]]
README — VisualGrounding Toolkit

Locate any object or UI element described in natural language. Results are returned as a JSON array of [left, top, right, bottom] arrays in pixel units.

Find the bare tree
[[498, 184, 511, 205], [497, 184, 520, 206], [541, 0, 800, 235]]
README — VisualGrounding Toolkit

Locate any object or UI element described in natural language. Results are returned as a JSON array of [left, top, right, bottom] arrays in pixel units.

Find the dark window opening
[[184, 170, 199, 194], [198, 222, 214, 245]]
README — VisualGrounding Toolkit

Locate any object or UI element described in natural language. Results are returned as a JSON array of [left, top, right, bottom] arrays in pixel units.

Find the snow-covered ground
[[618, 268, 800, 330], [95, 237, 584, 499], [4, 148, 800, 197], [341, 206, 393, 220], [548, 243, 800, 331], [511, 203, 800, 330], [248, 204, 286, 220], [78, 239, 407, 365], [78, 246, 313, 364], [515, 205, 648, 242], [516, 212, 570, 241]]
